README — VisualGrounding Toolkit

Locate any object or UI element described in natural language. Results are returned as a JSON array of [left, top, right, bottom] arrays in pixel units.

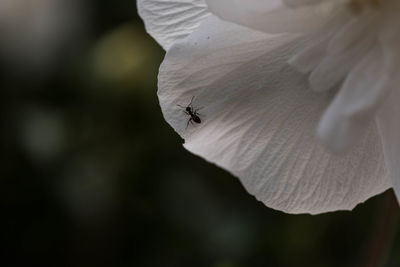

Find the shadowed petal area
[[376, 78, 400, 206], [205, 0, 335, 34], [137, 0, 209, 50], [159, 16, 391, 214], [317, 46, 393, 152], [376, 20, 400, 202]]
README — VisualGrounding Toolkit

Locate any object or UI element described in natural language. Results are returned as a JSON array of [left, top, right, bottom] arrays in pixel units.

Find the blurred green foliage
[[1, 1, 400, 267]]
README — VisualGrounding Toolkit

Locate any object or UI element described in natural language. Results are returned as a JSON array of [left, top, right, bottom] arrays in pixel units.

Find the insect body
[[178, 96, 203, 129]]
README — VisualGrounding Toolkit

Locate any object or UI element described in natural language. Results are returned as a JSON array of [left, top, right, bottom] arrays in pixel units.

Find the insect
[[177, 96, 203, 129]]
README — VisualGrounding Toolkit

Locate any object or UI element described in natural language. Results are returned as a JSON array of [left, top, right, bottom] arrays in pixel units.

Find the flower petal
[[283, 0, 324, 7], [317, 46, 392, 152], [375, 22, 400, 204], [205, 0, 337, 34], [309, 15, 378, 92], [159, 16, 391, 214], [317, 17, 400, 153], [376, 87, 400, 204], [137, 0, 209, 50], [288, 10, 350, 73]]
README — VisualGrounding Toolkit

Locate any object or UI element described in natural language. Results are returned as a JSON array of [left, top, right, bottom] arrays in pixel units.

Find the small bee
[[178, 96, 203, 129]]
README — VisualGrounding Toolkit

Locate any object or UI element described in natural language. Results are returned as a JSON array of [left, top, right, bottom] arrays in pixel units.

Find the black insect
[[178, 96, 203, 129]]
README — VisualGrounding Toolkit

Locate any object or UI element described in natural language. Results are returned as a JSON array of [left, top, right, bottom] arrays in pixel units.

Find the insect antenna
[[188, 96, 195, 107]]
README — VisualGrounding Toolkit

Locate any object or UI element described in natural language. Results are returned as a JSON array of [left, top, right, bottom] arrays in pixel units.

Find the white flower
[[138, 0, 400, 214]]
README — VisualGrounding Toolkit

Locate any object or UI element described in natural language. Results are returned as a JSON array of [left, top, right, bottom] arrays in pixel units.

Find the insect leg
[[192, 112, 202, 117], [193, 109, 203, 116], [186, 118, 192, 129], [194, 109, 203, 116]]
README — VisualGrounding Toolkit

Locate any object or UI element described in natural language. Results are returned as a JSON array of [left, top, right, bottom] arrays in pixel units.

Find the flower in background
[[138, 0, 400, 214], [0, 0, 84, 75]]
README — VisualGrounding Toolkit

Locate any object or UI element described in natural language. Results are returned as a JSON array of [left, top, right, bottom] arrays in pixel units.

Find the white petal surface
[[137, 0, 209, 50], [309, 12, 378, 92], [283, 0, 323, 7], [377, 89, 400, 204], [317, 46, 392, 152], [205, 0, 337, 34], [375, 23, 400, 204], [288, 10, 350, 73], [159, 16, 391, 214]]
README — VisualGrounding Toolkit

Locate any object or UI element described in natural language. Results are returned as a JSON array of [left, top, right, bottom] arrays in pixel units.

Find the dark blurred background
[[1, 1, 400, 267]]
